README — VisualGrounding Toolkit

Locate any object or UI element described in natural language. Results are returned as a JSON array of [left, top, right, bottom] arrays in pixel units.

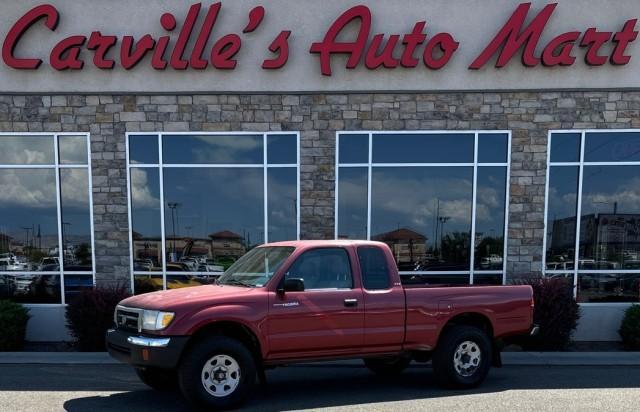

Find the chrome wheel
[[201, 354, 241, 397], [453, 340, 482, 377]]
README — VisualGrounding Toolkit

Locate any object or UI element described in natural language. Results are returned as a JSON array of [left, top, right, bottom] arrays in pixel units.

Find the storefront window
[[0, 133, 94, 304], [336, 131, 510, 285], [127, 132, 300, 294], [545, 131, 640, 303]]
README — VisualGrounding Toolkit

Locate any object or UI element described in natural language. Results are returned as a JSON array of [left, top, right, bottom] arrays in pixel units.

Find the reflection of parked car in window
[[480, 254, 503, 269], [196, 262, 224, 273], [38, 257, 59, 271], [179, 257, 199, 271], [134, 259, 154, 271], [166, 263, 189, 272], [546, 261, 574, 271]]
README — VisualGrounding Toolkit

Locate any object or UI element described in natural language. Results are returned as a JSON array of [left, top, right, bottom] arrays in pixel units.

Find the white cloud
[[0, 169, 56, 208], [131, 169, 160, 208]]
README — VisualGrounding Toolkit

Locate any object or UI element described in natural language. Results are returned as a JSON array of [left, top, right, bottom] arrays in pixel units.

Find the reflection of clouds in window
[[476, 186, 500, 219], [58, 136, 87, 164], [547, 185, 578, 219], [582, 175, 640, 214], [0, 169, 56, 208], [191, 136, 262, 163], [371, 171, 473, 227], [0, 136, 54, 165], [163, 168, 264, 240], [60, 169, 89, 207], [131, 169, 160, 208], [163, 135, 263, 164], [171, 168, 263, 202], [267, 168, 297, 241], [475, 169, 507, 224]]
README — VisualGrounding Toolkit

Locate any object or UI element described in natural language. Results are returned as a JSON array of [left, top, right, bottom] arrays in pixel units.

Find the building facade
[[0, 0, 639, 341]]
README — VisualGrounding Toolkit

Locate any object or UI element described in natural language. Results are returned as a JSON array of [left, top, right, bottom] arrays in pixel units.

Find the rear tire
[[178, 336, 256, 410], [432, 325, 492, 389], [135, 367, 177, 391], [363, 356, 411, 376]]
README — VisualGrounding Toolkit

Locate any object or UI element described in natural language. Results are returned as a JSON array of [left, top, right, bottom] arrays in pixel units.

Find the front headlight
[[141, 310, 175, 331]]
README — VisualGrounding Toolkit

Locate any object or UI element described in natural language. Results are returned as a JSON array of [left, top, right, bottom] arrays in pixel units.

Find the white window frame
[[0, 132, 95, 307], [544, 129, 640, 305], [335, 130, 511, 284], [126, 131, 301, 292]]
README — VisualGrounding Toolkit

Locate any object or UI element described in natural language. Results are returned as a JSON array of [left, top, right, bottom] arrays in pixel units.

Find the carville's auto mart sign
[[0, 0, 638, 93]]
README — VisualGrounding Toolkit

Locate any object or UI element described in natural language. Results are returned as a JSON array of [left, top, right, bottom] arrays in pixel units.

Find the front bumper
[[106, 328, 189, 369]]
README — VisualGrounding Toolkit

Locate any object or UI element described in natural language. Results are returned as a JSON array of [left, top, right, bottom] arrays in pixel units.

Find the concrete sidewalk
[[0, 352, 639, 366]]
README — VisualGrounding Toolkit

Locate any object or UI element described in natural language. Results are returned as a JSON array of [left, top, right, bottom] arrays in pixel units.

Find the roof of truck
[[262, 239, 386, 249]]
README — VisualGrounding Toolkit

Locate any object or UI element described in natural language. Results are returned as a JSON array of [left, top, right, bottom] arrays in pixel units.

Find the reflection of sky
[[339, 134, 369, 164], [0, 169, 58, 245], [129, 135, 159, 164], [0, 135, 54, 164], [0, 168, 91, 250], [547, 166, 579, 220], [60, 169, 91, 243], [131, 168, 161, 238], [338, 167, 368, 239], [373, 134, 474, 163], [370, 167, 473, 244], [163, 168, 264, 244], [477, 134, 508, 163], [267, 168, 297, 242], [585, 132, 640, 162], [267, 135, 297, 164], [163, 135, 263, 164], [58, 136, 88, 164], [475, 167, 506, 236], [582, 165, 640, 215], [550, 133, 581, 162]]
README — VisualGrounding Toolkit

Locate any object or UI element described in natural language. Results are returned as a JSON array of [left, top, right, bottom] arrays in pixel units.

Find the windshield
[[217, 246, 295, 287]]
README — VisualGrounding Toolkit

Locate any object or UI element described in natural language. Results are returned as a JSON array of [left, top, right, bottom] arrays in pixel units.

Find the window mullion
[[53, 134, 65, 304], [572, 131, 586, 299], [158, 134, 167, 291], [470, 133, 479, 285]]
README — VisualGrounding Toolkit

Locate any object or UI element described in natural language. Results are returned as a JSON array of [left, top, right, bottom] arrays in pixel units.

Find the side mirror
[[278, 278, 305, 294]]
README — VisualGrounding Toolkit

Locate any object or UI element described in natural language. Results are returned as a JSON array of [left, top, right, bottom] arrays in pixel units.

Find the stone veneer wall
[[0, 91, 637, 288]]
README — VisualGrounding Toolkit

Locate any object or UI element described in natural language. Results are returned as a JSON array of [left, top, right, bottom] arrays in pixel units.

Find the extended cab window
[[286, 248, 353, 290], [358, 247, 391, 290]]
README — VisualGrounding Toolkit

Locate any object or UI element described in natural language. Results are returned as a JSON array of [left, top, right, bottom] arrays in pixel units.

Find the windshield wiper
[[220, 279, 255, 288]]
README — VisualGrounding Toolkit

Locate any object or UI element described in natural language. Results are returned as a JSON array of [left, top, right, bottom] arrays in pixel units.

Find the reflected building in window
[[372, 228, 427, 271]]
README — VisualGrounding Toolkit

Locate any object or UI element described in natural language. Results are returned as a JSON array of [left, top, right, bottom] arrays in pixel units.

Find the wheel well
[[186, 321, 263, 363], [441, 312, 494, 339]]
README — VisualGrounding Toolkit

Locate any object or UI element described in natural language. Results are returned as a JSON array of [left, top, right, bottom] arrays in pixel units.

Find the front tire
[[178, 336, 256, 410], [135, 367, 177, 391], [363, 356, 411, 376], [432, 325, 492, 389]]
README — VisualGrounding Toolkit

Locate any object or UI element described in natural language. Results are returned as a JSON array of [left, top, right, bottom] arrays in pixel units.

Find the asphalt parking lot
[[1, 362, 639, 411]]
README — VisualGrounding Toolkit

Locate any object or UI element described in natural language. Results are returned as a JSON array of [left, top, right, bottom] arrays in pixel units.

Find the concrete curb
[[0, 352, 639, 366]]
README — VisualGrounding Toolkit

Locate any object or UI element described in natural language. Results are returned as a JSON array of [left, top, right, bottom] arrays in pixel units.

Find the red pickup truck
[[107, 240, 536, 410]]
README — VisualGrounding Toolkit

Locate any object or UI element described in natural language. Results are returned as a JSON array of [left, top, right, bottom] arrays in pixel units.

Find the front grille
[[115, 306, 141, 332]]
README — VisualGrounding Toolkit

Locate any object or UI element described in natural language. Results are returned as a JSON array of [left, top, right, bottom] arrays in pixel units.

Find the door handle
[[344, 298, 358, 308]]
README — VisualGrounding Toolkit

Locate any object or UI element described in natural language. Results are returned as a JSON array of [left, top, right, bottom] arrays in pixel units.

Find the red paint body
[[120, 240, 534, 363]]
